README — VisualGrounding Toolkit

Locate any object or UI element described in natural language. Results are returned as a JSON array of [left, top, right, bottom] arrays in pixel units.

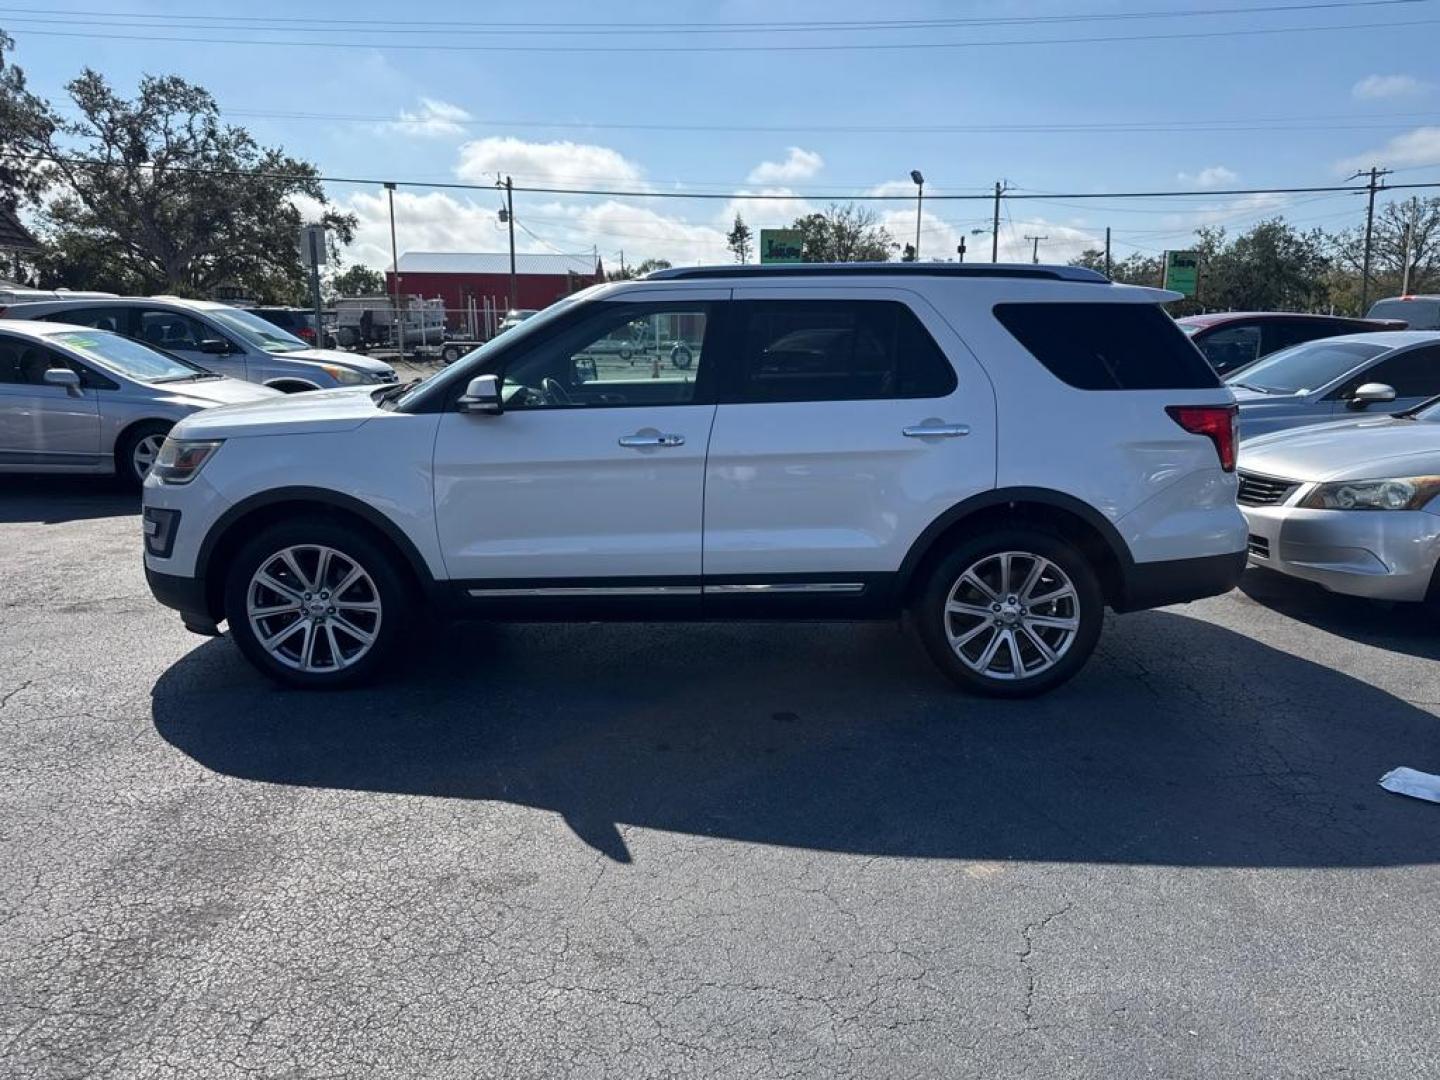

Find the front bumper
[[1241, 502, 1440, 602], [145, 567, 221, 636]]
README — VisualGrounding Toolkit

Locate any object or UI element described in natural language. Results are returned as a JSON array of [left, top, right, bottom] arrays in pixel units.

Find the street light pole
[[910, 169, 924, 260], [1024, 234, 1048, 264], [384, 181, 405, 358]]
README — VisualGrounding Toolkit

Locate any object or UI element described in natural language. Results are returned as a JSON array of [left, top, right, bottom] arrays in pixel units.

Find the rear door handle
[[619, 432, 685, 448], [902, 423, 970, 438]]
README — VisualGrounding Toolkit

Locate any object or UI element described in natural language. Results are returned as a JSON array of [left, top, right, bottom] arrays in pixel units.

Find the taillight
[[299, 326, 316, 342], [1166, 404, 1237, 472]]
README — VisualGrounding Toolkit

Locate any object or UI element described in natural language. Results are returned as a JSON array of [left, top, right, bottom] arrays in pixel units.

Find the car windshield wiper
[[374, 378, 421, 406], [1228, 382, 1271, 393], [152, 372, 220, 383]]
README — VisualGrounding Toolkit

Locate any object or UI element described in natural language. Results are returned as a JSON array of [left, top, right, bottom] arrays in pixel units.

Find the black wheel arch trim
[[897, 486, 1136, 591], [195, 486, 439, 595]]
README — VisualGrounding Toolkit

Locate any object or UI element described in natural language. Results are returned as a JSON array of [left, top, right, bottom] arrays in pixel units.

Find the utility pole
[[910, 170, 925, 260], [501, 175, 517, 313], [384, 181, 405, 358], [956, 237, 966, 263], [1024, 234, 1048, 264], [619, 249, 626, 278], [1351, 166, 1391, 312], [1104, 227, 1112, 278], [991, 180, 1009, 262], [1401, 196, 1418, 295]]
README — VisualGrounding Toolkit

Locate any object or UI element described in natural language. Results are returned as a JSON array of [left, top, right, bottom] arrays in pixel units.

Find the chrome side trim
[[704, 582, 866, 595], [467, 585, 702, 598]]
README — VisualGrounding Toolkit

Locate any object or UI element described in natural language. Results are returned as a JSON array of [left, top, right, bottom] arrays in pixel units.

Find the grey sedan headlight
[[1299, 476, 1440, 511], [152, 438, 222, 484], [319, 364, 377, 386]]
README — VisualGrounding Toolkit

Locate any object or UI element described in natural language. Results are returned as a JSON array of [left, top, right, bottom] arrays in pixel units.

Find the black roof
[[0, 207, 39, 252], [647, 262, 1109, 284]]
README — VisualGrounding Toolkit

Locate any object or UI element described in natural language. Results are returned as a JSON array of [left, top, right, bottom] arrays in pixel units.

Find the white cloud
[[1336, 127, 1440, 173], [1352, 74, 1432, 100], [454, 137, 647, 189], [1177, 165, 1238, 188], [747, 147, 825, 184], [384, 98, 473, 138]]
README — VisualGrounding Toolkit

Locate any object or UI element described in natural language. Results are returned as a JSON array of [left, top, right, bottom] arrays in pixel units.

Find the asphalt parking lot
[[2, 477, 1438, 1079]]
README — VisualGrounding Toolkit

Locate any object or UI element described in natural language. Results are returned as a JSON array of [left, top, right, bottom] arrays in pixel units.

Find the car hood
[[170, 385, 384, 440], [1238, 416, 1440, 481], [273, 347, 394, 376], [153, 376, 281, 408]]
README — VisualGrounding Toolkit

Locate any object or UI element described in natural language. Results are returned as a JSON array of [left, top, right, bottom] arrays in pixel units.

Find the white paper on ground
[[1379, 767, 1440, 804]]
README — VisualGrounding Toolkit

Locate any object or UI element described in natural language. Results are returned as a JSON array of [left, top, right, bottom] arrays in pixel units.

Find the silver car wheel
[[246, 544, 383, 673], [131, 434, 165, 480], [943, 551, 1080, 681]]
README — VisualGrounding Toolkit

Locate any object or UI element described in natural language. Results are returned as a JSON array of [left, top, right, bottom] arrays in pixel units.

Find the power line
[[199, 105, 1440, 137], [1, 0, 1424, 35], [30, 154, 1440, 203], [11, 15, 1439, 53]]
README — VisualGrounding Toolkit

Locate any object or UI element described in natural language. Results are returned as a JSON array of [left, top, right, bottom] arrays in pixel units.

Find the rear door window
[[993, 303, 1220, 389], [730, 300, 956, 403], [44, 307, 132, 335]]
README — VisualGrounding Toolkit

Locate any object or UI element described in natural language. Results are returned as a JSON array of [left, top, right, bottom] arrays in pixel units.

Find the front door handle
[[902, 423, 970, 438], [619, 432, 685, 448]]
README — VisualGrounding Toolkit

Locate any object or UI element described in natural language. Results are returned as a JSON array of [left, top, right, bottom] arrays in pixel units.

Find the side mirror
[[199, 338, 231, 355], [43, 368, 82, 395], [1348, 382, 1397, 409], [458, 373, 503, 415]]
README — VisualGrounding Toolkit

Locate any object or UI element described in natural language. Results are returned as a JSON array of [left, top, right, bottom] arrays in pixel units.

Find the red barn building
[[385, 251, 603, 332]]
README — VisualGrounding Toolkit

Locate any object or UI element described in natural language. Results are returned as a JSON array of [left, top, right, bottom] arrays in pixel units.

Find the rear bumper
[[1114, 549, 1247, 612], [145, 567, 221, 636]]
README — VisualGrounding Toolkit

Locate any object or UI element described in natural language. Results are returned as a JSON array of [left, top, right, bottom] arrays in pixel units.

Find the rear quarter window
[[993, 302, 1220, 391]]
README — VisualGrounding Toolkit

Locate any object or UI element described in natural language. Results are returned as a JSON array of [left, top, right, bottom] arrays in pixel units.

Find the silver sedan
[[0, 320, 279, 486], [1237, 402, 1440, 604]]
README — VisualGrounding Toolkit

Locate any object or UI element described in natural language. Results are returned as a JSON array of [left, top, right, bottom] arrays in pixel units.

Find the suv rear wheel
[[223, 518, 410, 689], [914, 528, 1103, 697]]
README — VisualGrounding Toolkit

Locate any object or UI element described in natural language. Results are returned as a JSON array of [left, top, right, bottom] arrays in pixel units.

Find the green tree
[[1199, 219, 1331, 312], [606, 257, 671, 282], [22, 67, 354, 298], [0, 30, 56, 212], [331, 263, 385, 297], [726, 213, 753, 263], [790, 203, 895, 262], [1329, 196, 1440, 311]]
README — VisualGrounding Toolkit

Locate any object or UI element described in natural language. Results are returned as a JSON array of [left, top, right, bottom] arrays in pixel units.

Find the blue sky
[[8, 0, 1440, 269]]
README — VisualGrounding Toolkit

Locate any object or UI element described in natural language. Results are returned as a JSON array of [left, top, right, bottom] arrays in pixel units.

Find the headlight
[[1298, 475, 1440, 511], [320, 365, 372, 386], [152, 438, 222, 484]]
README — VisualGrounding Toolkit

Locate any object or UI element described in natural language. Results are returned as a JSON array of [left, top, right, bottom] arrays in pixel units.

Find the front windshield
[[205, 306, 309, 353], [1224, 340, 1388, 394], [48, 330, 213, 383]]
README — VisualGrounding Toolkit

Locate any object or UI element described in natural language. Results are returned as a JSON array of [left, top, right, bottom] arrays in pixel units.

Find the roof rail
[[645, 262, 1110, 284]]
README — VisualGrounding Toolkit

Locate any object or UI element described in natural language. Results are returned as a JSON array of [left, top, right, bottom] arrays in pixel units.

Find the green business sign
[[1164, 250, 1200, 298], [760, 229, 804, 264]]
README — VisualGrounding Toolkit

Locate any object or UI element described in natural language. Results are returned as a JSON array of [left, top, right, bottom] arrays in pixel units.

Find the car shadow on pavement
[[152, 609, 1440, 867], [0, 475, 136, 524], [1238, 566, 1440, 662]]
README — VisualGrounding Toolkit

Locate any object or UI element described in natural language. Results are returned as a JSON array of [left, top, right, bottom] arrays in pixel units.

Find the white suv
[[140, 264, 1245, 697]]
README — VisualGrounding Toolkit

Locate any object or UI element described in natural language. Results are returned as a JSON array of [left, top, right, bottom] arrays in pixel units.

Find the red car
[[1177, 312, 1407, 375]]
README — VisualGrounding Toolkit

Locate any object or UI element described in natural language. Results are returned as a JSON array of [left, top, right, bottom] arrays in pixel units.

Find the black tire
[[912, 527, 1104, 698], [671, 344, 693, 370], [114, 420, 172, 489], [442, 345, 462, 364], [223, 517, 412, 689]]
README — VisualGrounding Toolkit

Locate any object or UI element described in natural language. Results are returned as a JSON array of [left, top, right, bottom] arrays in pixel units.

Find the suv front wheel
[[914, 528, 1103, 698], [223, 518, 410, 689]]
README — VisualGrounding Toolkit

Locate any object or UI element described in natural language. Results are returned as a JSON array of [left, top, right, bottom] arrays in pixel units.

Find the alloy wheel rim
[[246, 544, 382, 672], [943, 551, 1080, 680], [132, 434, 165, 480]]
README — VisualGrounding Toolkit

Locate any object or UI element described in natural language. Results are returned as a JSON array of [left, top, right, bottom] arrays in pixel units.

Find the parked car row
[[6, 268, 1437, 697]]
